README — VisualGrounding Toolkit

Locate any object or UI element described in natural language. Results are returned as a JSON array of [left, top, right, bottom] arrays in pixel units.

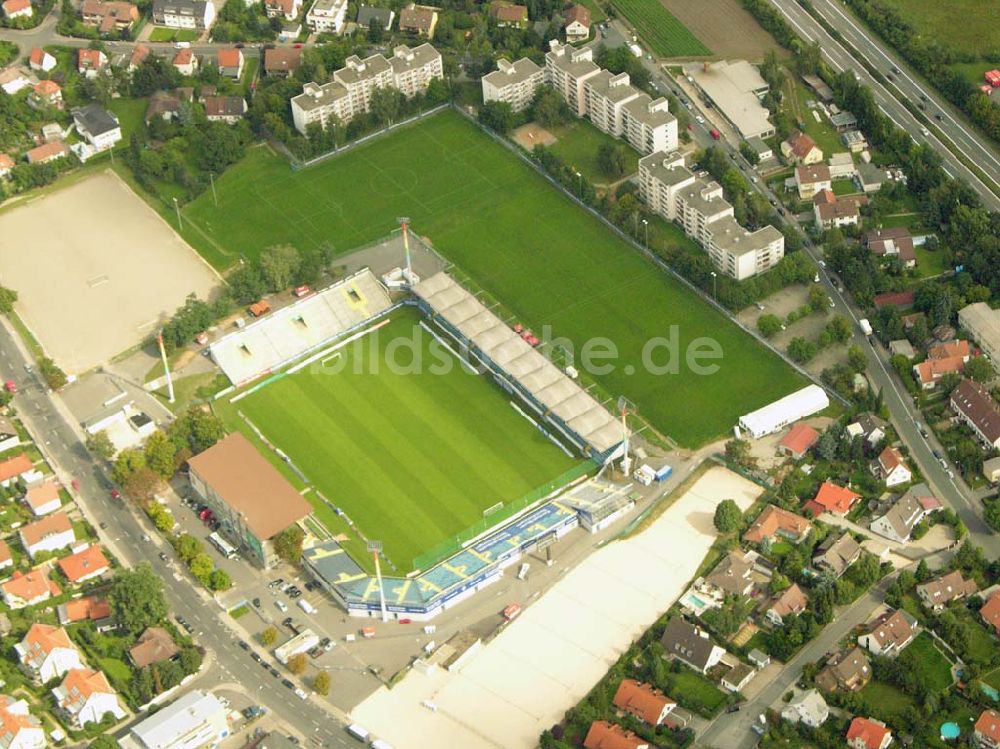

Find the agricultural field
[[220, 308, 578, 570], [182, 110, 803, 447], [659, 0, 782, 60], [879, 0, 1000, 57], [609, 0, 711, 58]]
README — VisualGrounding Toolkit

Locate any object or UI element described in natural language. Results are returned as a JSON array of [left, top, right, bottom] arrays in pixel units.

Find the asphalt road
[[0, 321, 357, 748], [768, 0, 1000, 212]]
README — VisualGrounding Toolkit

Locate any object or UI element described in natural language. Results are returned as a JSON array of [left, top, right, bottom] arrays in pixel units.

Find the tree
[[739, 141, 760, 165], [0, 285, 17, 314], [848, 345, 867, 373], [86, 430, 115, 461], [787, 336, 817, 363], [189, 553, 214, 584], [966, 356, 995, 383], [38, 357, 67, 389], [151, 505, 175, 533], [915, 559, 932, 582], [531, 87, 570, 128], [985, 500, 1000, 532], [144, 431, 177, 480], [174, 533, 202, 564], [124, 467, 162, 503], [367, 16, 384, 43], [90, 736, 119, 749], [287, 653, 307, 675], [179, 645, 203, 675], [261, 626, 279, 646], [260, 244, 301, 293], [370, 86, 403, 126], [274, 525, 305, 564], [725, 438, 754, 468], [112, 447, 146, 485], [108, 564, 168, 636], [313, 670, 331, 695], [807, 285, 829, 313], [757, 313, 782, 338], [209, 568, 232, 591], [714, 499, 742, 533], [596, 143, 626, 179], [478, 100, 515, 134], [170, 407, 225, 455]]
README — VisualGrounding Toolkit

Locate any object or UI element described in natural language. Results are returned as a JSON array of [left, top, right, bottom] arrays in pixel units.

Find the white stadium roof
[[413, 272, 623, 454], [210, 269, 391, 385], [738, 384, 829, 439]]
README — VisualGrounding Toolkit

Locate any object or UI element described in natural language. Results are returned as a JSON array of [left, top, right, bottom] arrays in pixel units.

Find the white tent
[[738, 384, 829, 439]]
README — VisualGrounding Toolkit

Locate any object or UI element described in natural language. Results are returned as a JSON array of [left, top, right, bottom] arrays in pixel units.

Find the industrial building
[[960, 302, 1000, 363], [120, 691, 228, 749], [688, 60, 774, 139]]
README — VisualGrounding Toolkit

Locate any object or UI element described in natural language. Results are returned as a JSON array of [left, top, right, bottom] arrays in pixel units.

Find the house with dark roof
[[203, 95, 246, 123], [129, 627, 179, 668], [399, 3, 437, 36], [660, 618, 725, 674], [72, 103, 121, 152], [870, 445, 911, 487], [812, 532, 861, 578], [489, 1, 527, 26], [356, 4, 393, 29], [863, 227, 916, 269], [264, 47, 302, 76], [700, 549, 755, 599], [917, 570, 978, 611], [869, 483, 940, 543], [951, 378, 1000, 450], [781, 131, 823, 164], [815, 647, 870, 693], [857, 609, 918, 657]]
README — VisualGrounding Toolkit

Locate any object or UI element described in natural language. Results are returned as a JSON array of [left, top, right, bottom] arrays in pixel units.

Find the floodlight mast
[[398, 217, 412, 277], [617, 396, 633, 476], [368, 540, 388, 623], [157, 331, 175, 404]]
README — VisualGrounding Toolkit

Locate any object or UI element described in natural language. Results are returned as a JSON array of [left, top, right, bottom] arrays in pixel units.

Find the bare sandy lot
[[660, 0, 783, 61], [0, 172, 219, 373], [511, 123, 557, 151], [352, 466, 762, 749]]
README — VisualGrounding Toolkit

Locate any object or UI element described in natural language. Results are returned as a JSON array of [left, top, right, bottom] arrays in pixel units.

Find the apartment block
[[544, 41, 599, 116], [481, 57, 544, 112], [584, 70, 639, 137]]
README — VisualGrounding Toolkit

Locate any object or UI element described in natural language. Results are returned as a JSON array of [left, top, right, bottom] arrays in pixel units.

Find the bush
[[714, 499, 742, 533]]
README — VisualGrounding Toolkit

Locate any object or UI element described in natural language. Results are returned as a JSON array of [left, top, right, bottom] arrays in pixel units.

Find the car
[[159, 552, 168, 561], [892, 66, 901, 74], [726, 705, 741, 713], [695, 115, 705, 124], [282, 679, 295, 689], [295, 688, 308, 700], [289, 590, 302, 599], [932, 449, 941, 459], [948, 469, 955, 479], [935, 113, 943, 121], [3, 380, 16, 394], [110, 489, 121, 500], [269, 667, 280, 677], [293, 43, 302, 48], [887, 73, 895, 81], [939, 458, 948, 469], [99, 521, 107, 530], [320, 637, 334, 652], [918, 102, 925, 110], [282, 617, 293, 628], [251, 652, 263, 663], [271, 578, 285, 588], [287, 735, 301, 745], [920, 126, 930, 136], [755, 302, 765, 311], [751, 724, 765, 736], [235, 42, 245, 48], [239, 641, 250, 651], [275, 600, 288, 613], [308, 646, 324, 658], [252, 597, 261, 608], [920, 93, 928, 101]]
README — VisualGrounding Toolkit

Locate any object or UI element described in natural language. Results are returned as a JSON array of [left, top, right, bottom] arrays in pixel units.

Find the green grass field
[[609, 0, 710, 57], [183, 111, 802, 447], [547, 120, 640, 184], [223, 308, 578, 570], [901, 632, 954, 693], [148, 27, 200, 42], [879, 0, 1000, 58]]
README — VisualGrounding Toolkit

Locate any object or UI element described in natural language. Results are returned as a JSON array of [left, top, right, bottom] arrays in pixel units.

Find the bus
[[208, 532, 238, 559]]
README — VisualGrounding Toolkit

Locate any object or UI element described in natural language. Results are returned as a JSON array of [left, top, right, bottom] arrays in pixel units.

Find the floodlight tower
[[397, 216, 412, 280], [156, 330, 175, 404], [367, 540, 389, 623], [617, 396, 634, 476]]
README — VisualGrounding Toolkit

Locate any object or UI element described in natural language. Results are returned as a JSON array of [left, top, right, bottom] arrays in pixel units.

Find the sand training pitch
[[0, 171, 219, 373]]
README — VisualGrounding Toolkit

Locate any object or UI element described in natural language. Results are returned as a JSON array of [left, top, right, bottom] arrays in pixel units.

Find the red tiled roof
[[743, 505, 811, 545], [981, 591, 1000, 634], [565, 3, 590, 26], [490, 2, 527, 22], [62, 596, 111, 623], [809, 481, 860, 515], [25, 480, 60, 511], [26, 141, 66, 163], [915, 355, 965, 385], [3, 0, 31, 13], [583, 721, 647, 749], [0, 154, 13, 170], [217, 48, 242, 68], [263, 47, 301, 73], [847, 717, 891, 749], [977, 710, 1000, 743], [873, 290, 914, 309], [769, 583, 807, 619], [787, 131, 817, 159], [29, 48, 47, 65], [612, 679, 674, 725], [877, 446, 905, 473], [929, 340, 970, 360], [58, 668, 114, 708], [0, 540, 11, 565], [173, 48, 194, 65], [78, 48, 105, 69], [0, 454, 32, 482], [3, 571, 61, 602], [33, 79, 60, 96], [779, 423, 819, 456], [57, 545, 110, 583]]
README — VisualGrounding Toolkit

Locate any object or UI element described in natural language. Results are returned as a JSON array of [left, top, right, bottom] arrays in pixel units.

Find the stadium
[[208, 232, 637, 617]]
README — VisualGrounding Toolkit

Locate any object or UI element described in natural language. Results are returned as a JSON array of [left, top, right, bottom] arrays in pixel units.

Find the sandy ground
[[0, 171, 220, 374], [511, 123, 557, 151], [660, 0, 783, 61], [351, 466, 763, 749]]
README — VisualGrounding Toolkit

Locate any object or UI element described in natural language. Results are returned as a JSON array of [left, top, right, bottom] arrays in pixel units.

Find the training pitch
[[183, 110, 803, 447], [0, 171, 219, 373], [223, 308, 578, 570]]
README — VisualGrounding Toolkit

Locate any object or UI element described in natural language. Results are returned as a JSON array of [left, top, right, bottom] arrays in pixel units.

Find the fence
[[411, 460, 596, 571]]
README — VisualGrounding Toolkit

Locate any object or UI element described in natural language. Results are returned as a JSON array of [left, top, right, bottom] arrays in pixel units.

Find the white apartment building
[[584, 70, 639, 137], [622, 93, 677, 155], [291, 44, 442, 134], [481, 57, 544, 112], [544, 41, 599, 116], [305, 0, 347, 33], [638, 152, 695, 220], [675, 179, 734, 248], [705, 215, 785, 281]]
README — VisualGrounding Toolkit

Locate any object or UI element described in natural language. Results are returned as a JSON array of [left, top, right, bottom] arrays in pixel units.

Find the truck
[[628, 43, 642, 58], [503, 603, 522, 621], [633, 463, 672, 486], [859, 318, 873, 336], [274, 629, 320, 664], [297, 599, 317, 615]]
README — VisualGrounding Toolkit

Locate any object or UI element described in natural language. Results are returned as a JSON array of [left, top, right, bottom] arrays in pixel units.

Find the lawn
[[219, 308, 579, 571], [98, 657, 133, 687], [183, 111, 803, 448], [858, 681, 918, 722], [901, 631, 954, 693], [668, 669, 728, 716], [608, 0, 710, 57], [107, 97, 149, 143], [546, 120, 640, 184], [831, 178, 858, 197], [575, 0, 606, 23], [879, 0, 1000, 58], [783, 77, 845, 157], [148, 27, 200, 42]]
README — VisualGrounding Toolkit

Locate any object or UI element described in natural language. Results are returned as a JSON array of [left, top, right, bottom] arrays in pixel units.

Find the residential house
[[814, 647, 871, 692], [984, 456, 1000, 484], [659, 617, 725, 674], [975, 709, 1000, 749], [0, 154, 14, 179], [172, 48, 198, 76], [2, 0, 32, 20], [828, 152, 855, 178], [794, 163, 832, 200], [29, 80, 62, 110], [803, 480, 860, 517], [489, 2, 527, 27], [857, 609, 917, 657], [203, 95, 246, 123], [812, 189, 862, 230], [58, 545, 110, 584], [28, 48, 56, 73], [930, 339, 972, 361], [843, 129, 868, 153], [765, 583, 807, 626], [857, 161, 886, 193], [982, 591, 1000, 636], [129, 627, 179, 668], [264, 0, 300, 20], [217, 48, 244, 78], [356, 5, 393, 30], [398, 3, 437, 37], [583, 721, 647, 749], [481, 57, 544, 112], [263, 47, 301, 76], [914, 355, 965, 389], [871, 446, 911, 487], [748, 649, 770, 668], [780, 131, 823, 164], [721, 662, 756, 693], [564, 4, 590, 41], [701, 549, 754, 599], [746, 137, 773, 161], [0, 540, 12, 572], [0, 696, 45, 749], [0, 454, 36, 487], [129, 44, 150, 72], [19, 511, 74, 560], [743, 505, 811, 546], [778, 423, 820, 459], [612, 679, 675, 726], [305, 0, 348, 33], [77, 48, 107, 78], [874, 290, 915, 310], [889, 339, 916, 359], [863, 227, 916, 269], [152, 0, 216, 28], [25, 480, 61, 516], [917, 570, 978, 611], [0, 67, 33, 95], [14, 624, 82, 682], [780, 689, 829, 727], [57, 596, 113, 628], [847, 717, 892, 749], [0, 571, 60, 609], [951, 378, 1000, 450], [53, 668, 125, 728], [869, 483, 941, 544], [72, 103, 122, 152], [81, 0, 139, 33], [145, 91, 181, 122], [812, 532, 862, 578]]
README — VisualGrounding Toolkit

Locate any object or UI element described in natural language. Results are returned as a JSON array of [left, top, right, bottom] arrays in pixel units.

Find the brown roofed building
[[80, 0, 139, 33], [203, 95, 247, 123], [489, 2, 527, 26], [0, 453, 34, 484], [129, 627, 179, 668], [564, 3, 590, 41], [57, 596, 112, 627], [982, 590, 1000, 635], [765, 583, 807, 626], [187, 433, 311, 568], [0, 540, 12, 571], [612, 679, 675, 726], [399, 3, 438, 37], [857, 609, 917, 657], [129, 44, 150, 71], [815, 647, 871, 693], [583, 721, 649, 749], [975, 709, 1000, 749], [929, 339, 971, 361], [743, 505, 810, 546], [917, 570, 978, 611], [1, 570, 62, 609], [863, 227, 916, 269], [781, 131, 822, 164], [847, 717, 892, 749], [264, 47, 302, 76], [217, 48, 244, 78], [914, 355, 966, 389], [778, 423, 820, 459], [951, 378, 1000, 450], [58, 545, 110, 584], [19, 511, 74, 560]]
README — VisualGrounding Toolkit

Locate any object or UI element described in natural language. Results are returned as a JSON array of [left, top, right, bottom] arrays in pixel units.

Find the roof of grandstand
[[559, 479, 636, 524], [412, 272, 623, 454], [210, 269, 392, 385]]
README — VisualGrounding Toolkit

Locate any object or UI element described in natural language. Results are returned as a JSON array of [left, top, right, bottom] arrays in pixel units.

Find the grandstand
[[412, 272, 625, 463], [210, 269, 392, 385]]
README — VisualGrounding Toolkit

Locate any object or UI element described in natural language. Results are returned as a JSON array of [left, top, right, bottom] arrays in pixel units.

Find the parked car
[[158, 552, 168, 561], [282, 679, 295, 689], [239, 641, 250, 651], [252, 598, 261, 609], [275, 600, 288, 613]]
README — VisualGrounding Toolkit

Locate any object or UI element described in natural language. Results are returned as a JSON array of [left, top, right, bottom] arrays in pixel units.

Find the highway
[[767, 0, 1000, 212], [0, 321, 356, 748]]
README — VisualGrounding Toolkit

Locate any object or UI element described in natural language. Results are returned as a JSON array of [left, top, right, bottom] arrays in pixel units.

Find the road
[[0, 321, 357, 748], [767, 0, 1000, 212]]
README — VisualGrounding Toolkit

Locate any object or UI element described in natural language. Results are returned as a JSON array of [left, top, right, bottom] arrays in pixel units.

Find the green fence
[[411, 460, 597, 571]]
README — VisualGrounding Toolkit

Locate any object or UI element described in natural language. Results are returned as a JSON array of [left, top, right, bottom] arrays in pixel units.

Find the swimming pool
[[940, 722, 960, 740]]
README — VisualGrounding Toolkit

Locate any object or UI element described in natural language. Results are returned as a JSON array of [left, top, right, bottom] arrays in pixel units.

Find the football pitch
[[184, 110, 804, 447], [225, 308, 579, 570]]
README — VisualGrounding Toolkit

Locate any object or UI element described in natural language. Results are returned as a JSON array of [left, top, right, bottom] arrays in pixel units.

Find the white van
[[370, 740, 394, 749], [346, 724, 370, 742], [297, 599, 317, 615]]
